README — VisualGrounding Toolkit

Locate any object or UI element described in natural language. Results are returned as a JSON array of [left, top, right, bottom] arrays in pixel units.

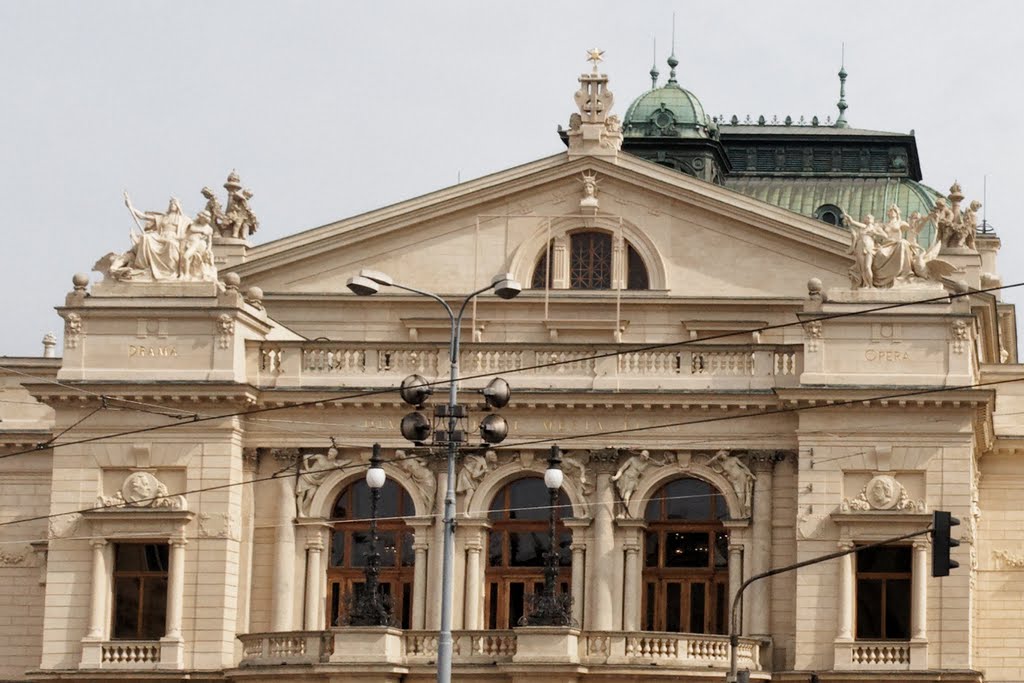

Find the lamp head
[[346, 275, 380, 296], [400, 411, 432, 443], [491, 272, 522, 300], [482, 377, 511, 409], [544, 445, 563, 489], [366, 442, 386, 489], [358, 269, 394, 286], [400, 374, 433, 408]]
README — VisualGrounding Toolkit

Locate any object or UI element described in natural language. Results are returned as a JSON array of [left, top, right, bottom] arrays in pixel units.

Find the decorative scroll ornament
[[840, 474, 923, 513], [98, 471, 187, 510]]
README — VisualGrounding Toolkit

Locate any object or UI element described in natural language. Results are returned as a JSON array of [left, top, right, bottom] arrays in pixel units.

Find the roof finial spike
[[666, 12, 679, 84], [835, 42, 849, 128], [650, 37, 659, 88]]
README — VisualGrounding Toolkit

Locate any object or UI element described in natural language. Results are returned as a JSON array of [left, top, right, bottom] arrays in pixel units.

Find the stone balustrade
[[250, 341, 801, 391], [834, 639, 926, 671], [237, 629, 762, 671], [92, 641, 161, 669]]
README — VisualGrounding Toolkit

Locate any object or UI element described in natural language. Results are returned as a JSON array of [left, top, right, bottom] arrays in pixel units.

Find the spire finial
[[586, 48, 605, 73], [667, 13, 678, 84], [835, 43, 849, 128], [649, 37, 659, 88]]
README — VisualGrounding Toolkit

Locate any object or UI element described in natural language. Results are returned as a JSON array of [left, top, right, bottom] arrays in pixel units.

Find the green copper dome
[[622, 78, 712, 139]]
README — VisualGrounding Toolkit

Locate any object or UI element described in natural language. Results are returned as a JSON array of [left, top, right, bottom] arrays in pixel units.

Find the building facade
[[2, 55, 1023, 682]]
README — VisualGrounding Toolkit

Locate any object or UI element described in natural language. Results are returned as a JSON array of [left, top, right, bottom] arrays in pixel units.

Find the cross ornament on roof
[[586, 48, 604, 72]]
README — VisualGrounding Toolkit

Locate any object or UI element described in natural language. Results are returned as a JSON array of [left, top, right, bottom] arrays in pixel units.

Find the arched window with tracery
[[643, 477, 730, 634], [328, 479, 415, 628], [531, 230, 650, 290], [486, 477, 572, 628]]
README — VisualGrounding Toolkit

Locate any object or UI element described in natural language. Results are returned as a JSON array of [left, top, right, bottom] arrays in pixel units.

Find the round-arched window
[[485, 477, 573, 628], [328, 479, 415, 628], [642, 477, 730, 634], [531, 231, 649, 290]]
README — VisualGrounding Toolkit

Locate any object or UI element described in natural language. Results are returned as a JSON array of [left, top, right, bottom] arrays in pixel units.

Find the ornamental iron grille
[[531, 232, 649, 290]]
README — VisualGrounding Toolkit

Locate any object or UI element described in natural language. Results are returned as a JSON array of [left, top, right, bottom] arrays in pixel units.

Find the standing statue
[[962, 200, 982, 251], [843, 204, 957, 289], [936, 183, 981, 250], [180, 211, 217, 281], [201, 187, 227, 232], [705, 450, 754, 513], [222, 171, 259, 239], [611, 450, 653, 514]]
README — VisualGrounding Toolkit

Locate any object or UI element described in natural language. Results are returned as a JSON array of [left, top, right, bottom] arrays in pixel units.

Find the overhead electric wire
[[1, 280, 1019, 462]]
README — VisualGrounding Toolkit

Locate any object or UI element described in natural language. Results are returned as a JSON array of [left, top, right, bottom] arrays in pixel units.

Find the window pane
[[330, 532, 345, 566], [377, 531, 397, 566], [645, 583, 656, 630], [350, 531, 370, 567], [510, 531, 548, 567], [558, 531, 572, 566], [856, 579, 883, 639], [714, 532, 729, 568], [488, 583, 498, 629], [113, 577, 141, 639], [400, 531, 415, 567], [508, 479, 549, 520], [488, 531, 503, 567], [509, 583, 525, 628], [569, 232, 612, 290], [664, 532, 711, 568], [886, 579, 912, 640], [666, 582, 682, 632], [858, 546, 912, 573], [715, 582, 728, 634], [144, 544, 169, 572], [689, 582, 706, 634], [140, 578, 167, 639], [401, 583, 412, 629], [665, 479, 712, 520], [376, 482, 400, 519], [627, 245, 649, 290], [645, 532, 660, 568]]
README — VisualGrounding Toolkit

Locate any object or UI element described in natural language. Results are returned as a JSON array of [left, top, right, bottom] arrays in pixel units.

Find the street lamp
[[522, 445, 574, 626], [346, 443, 392, 627], [346, 269, 522, 683]]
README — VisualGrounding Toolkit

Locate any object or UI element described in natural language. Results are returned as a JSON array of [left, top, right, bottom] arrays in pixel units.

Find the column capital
[[588, 448, 621, 474], [623, 541, 641, 554], [912, 537, 931, 550], [837, 540, 855, 551], [570, 541, 587, 552], [89, 538, 108, 549], [270, 447, 301, 466], [747, 450, 783, 473], [242, 448, 260, 472], [169, 537, 188, 548], [305, 538, 324, 552], [466, 543, 483, 555]]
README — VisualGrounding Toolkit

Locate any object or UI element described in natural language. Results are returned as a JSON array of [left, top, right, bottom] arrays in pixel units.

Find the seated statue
[[844, 204, 957, 289]]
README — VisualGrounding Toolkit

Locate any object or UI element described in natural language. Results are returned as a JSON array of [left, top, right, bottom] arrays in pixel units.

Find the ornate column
[[565, 518, 590, 628], [303, 531, 325, 630], [164, 538, 186, 639], [611, 233, 626, 290], [616, 519, 645, 632], [912, 539, 928, 641], [588, 450, 619, 631], [85, 539, 108, 639], [458, 517, 489, 630], [407, 518, 432, 630], [747, 450, 779, 636], [725, 529, 745, 635], [836, 541, 855, 641], [271, 462, 297, 631]]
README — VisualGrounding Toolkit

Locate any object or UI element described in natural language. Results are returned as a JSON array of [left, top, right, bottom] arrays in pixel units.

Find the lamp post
[[347, 443, 392, 626], [522, 444, 574, 627], [346, 270, 521, 683]]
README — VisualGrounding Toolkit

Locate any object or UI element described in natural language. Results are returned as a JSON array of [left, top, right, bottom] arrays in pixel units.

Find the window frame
[[854, 544, 913, 641], [111, 542, 169, 641]]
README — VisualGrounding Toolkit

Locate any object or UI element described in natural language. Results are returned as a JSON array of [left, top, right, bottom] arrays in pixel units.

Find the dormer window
[[814, 203, 844, 227]]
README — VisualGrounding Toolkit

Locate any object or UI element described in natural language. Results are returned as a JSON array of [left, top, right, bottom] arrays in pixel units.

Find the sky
[[1, 0, 1022, 356]]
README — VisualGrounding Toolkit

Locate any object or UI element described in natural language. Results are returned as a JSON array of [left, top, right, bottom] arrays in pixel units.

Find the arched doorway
[[485, 477, 572, 629], [642, 477, 730, 634], [328, 479, 415, 628]]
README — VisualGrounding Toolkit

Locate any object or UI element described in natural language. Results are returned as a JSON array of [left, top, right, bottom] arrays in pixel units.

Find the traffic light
[[931, 510, 961, 577]]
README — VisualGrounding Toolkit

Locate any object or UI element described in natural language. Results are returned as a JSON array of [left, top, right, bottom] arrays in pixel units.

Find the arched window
[[531, 231, 650, 290], [328, 479, 415, 628], [486, 478, 572, 628], [643, 478, 730, 634]]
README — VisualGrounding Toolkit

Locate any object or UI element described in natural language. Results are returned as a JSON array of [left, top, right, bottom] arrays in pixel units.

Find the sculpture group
[[96, 171, 258, 283], [844, 182, 980, 289]]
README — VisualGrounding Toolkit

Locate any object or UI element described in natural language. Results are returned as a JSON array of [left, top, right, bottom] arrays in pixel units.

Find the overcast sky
[[2, 1, 1021, 356]]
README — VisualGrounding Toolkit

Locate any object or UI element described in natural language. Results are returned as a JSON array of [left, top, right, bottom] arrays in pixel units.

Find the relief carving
[[48, 513, 82, 540], [611, 450, 655, 513], [562, 452, 594, 497], [840, 474, 923, 513], [0, 546, 31, 567], [295, 447, 352, 517], [396, 451, 435, 513], [455, 450, 499, 496], [952, 320, 969, 354], [993, 549, 1024, 569], [64, 313, 82, 349], [804, 320, 822, 352], [704, 450, 754, 516], [98, 471, 187, 510], [197, 510, 241, 540], [217, 314, 235, 349], [580, 172, 600, 209]]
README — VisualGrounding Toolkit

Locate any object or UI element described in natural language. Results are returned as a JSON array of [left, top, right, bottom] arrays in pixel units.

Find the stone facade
[[0, 57, 1021, 683]]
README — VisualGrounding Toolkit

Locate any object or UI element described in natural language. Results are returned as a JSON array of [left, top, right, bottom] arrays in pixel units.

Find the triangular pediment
[[234, 152, 854, 298]]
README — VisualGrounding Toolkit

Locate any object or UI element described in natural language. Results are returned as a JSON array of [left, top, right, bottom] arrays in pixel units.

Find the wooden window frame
[[111, 542, 168, 640], [855, 545, 912, 641]]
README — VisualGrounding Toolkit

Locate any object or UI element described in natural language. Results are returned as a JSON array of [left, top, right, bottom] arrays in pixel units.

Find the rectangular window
[[856, 545, 912, 640], [112, 543, 168, 640]]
